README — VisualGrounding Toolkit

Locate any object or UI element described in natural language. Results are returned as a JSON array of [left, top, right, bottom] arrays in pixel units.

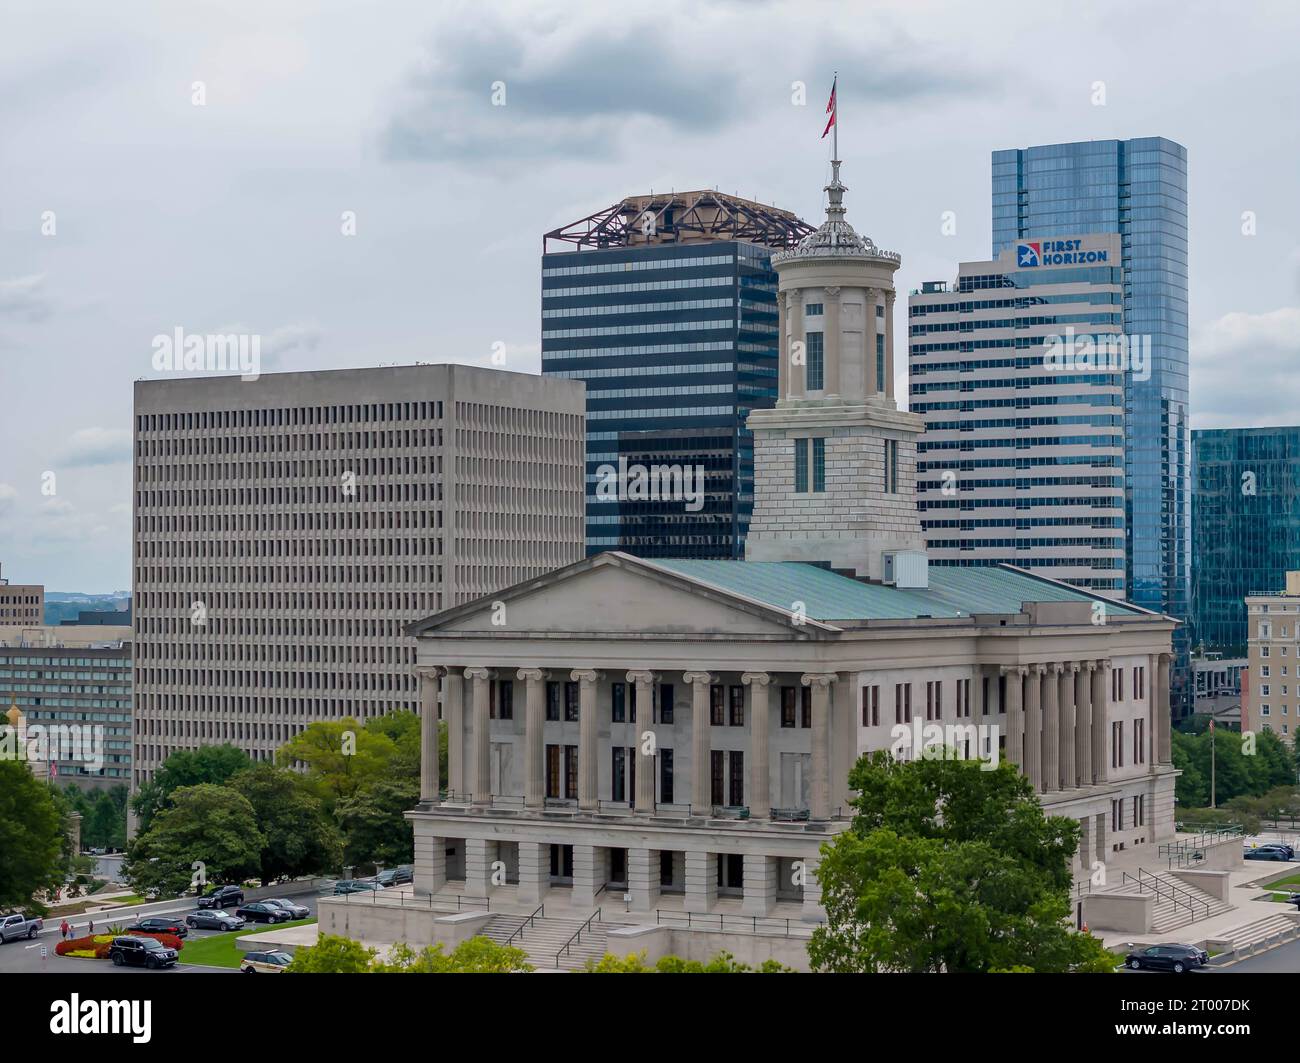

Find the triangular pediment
[[409, 553, 835, 639]]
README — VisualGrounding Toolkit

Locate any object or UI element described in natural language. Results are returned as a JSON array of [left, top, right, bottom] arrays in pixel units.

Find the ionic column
[[444, 667, 465, 798], [1042, 663, 1060, 792], [1157, 652, 1173, 765], [864, 287, 879, 398], [1001, 666, 1025, 773], [1025, 665, 1043, 791], [742, 672, 772, 818], [1060, 663, 1078, 789], [518, 668, 545, 810], [684, 671, 716, 816], [464, 667, 491, 805], [627, 670, 656, 814], [1092, 660, 1110, 783], [884, 290, 896, 399], [1076, 662, 1093, 786], [415, 666, 442, 803], [572, 669, 600, 810], [802, 672, 836, 819], [777, 292, 789, 397], [789, 291, 806, 398], [823, 286, 842, 397]]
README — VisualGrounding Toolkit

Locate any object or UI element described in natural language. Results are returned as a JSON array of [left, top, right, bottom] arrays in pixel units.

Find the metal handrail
[[554, 906, 602, 967], [1121, 869, 1209, 921], [651, 909, 812, 937], [503, 902, 545, 947]]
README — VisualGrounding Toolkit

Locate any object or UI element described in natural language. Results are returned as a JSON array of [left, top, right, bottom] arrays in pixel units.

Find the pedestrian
[[87, 918, 94, 935], [60, 919, 69, 940]]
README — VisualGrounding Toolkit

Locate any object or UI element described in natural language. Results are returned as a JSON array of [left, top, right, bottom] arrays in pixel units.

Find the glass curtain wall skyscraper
[[542, 192, 812, 558], [992, 138, 1190, 709]]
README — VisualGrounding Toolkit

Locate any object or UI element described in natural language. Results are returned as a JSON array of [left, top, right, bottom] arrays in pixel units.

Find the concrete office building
[[993, 138, 1191, 710], [0, 563, 44, 626], [1192, 426, 1300, 656], [0, 625, 133, 789], [542, 191, 812, 559], [132, 364, 585, 785], [1243, 572, 1300, 745], [909, 234, 1126, 594], [372, 159, 1178, 968]]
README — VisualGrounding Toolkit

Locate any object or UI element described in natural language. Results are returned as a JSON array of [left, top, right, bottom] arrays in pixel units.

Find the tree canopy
[[0, 761, 67, 911], [130, 744, 253, 832]]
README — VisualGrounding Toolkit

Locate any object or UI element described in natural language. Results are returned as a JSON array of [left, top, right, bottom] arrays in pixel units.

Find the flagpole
[[832, 72, 838, 161]]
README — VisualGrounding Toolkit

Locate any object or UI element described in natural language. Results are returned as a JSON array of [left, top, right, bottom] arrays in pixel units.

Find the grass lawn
[[1261, 872, 1300, 902], [179, 919, 316, 968]]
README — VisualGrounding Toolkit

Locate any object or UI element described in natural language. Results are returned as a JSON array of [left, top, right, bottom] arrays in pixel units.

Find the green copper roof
[[645, 559, 1147, 623]]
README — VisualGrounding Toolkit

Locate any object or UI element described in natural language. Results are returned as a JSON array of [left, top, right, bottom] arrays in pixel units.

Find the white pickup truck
[[0, 913, 44, 942]]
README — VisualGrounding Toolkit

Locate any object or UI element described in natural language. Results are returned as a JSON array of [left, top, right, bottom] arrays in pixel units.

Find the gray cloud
[[0, 483, 16, 520], [0, 274, 52, 322], [59, 427, 132, 468], [1192, 306, 1300, 429]]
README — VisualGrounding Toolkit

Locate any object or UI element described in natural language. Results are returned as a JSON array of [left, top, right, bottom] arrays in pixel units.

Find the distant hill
[[43, 594, 132, 626]]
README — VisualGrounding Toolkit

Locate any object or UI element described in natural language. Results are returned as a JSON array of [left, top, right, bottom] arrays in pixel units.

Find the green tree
[[584, 950, 791, 973], [228, 763, 341, 884], [336, 776, 418, 868], [0, 761, 67, 911], [286, 934, 377, 973], [130, 745, 253, 832], [277, 719, 398, 806], [288, 934, 532, 973], [124, 784, 263, 897], [807, 752, 1115, 974]]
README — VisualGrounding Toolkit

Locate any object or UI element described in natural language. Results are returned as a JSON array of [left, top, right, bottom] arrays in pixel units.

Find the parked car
[[375, 867, 413, 887], [186, 909, 246, 931], [1125, 943, 1208, 973], [240, 949, 294, 973], [126, 917, 188, 939], [235, 902, 293, 924], [1256, 843, 1294, 858], [0, 913, 43, 943], [109, 935, 178, 969], [197, 885, 246, 908], [1244, 847, 1291, 861], [262, 898, 310, 919], [332, 880, 383, 895]]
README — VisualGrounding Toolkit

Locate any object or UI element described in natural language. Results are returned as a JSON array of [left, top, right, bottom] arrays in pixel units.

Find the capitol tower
[[745, 153, 928, 583]]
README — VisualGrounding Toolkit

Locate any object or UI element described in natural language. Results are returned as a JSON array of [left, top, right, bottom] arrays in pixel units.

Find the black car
[[262, 898, 310, 919], [109, 935, 178, 969], [375, 867, 413, 887], [197, 885, 246, 909], [1125, 943, 1208, 973], [236, 902, 292, 924], [186, 909, 246, 931], [126, 917, 188, 938]]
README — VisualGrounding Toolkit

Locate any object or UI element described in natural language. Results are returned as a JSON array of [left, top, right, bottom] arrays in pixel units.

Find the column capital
[[413, 665, 446, 680], [1046, 662, 1064, 675], [1096, 658, 1113, 672], [682, 670, 717, 686], [788, 289, 805, 306], [463, 667, 492, 681], [569, 669, 601, 685], [625, 669, 656, 685], [999, 664, 1027, 677], [1029, 663, 1047, 675], [801, 672, 837, 688], [823, 285, 841, 300], [1065, 661, 1081, 674], [1157, 651, 1174, 666], [741, 671, 772, 687], [516, 668, 546, 682], [884, 289, 896, 306]]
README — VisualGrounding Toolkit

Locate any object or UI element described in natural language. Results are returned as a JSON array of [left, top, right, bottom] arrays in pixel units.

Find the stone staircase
[[1217, 912, 1300, 956], [1098, 869, 1234, 933], [482, 912, 612, 971]]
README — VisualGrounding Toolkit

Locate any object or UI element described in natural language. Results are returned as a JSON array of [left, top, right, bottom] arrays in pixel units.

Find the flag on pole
[[821, 78, 837, 139]]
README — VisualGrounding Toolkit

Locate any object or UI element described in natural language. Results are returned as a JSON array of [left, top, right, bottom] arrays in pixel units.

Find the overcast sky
[[2, 0, 1297, 591]]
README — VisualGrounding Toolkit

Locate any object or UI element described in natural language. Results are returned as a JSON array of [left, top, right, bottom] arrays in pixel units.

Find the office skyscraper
[[131, 364, 585, 784], [1192, 426, 1300, 656], [910, 234, 1126, 592], [993, 138, 1190, 705], [542, 191, 812, 558]]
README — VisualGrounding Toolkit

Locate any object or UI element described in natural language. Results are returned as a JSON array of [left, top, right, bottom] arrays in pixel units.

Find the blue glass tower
[[992, 138, 1190, 709], [541, 192, 811, 558], [1192, 427, 1300, 655]]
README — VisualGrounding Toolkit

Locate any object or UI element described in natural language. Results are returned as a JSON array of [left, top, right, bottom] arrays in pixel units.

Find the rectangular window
[[794, 438, 809, 492], [628, 746, 636, 800], [884, 439, 899, 493], [497, 679, 514, 721], [660, 748, 674, 804], [804, 302, 824, 316], [806, 330, 824, 390], [861, 685, 879, 727], [876, 331, 886, 393], [611, 746, 626, 802], [729, 750, 745, 807], [710, 684, 725, 726], [1135, 795, 1145, 826], [611, 682, 626, 723], [565, 745, 578, 799], [711, 749, 725, 806], [801, 685, 812, 728], [658, 683, 674, 724], [564, 681, 580, 722], [926, 680, 942, 721], [1134, 719, 1145, 764], [545, 681, 560, 722], [781, 686, 797, 728], [1111, 721, 1124, 769], [546, 744, 560, 799], [894, 682, 912, 724], [812, 437, 826, 492], [729, 685, 745, 726]]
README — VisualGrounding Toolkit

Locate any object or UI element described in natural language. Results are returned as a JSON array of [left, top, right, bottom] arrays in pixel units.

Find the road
[[0, 891, 321, 976]]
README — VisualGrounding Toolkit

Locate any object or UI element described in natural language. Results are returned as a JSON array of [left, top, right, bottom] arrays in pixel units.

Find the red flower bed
[[55, 931, 183, 958], [129, 930, 184, 951]]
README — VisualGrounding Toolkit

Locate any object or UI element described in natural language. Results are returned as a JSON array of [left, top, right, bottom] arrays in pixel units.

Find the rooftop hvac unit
[[883, 551, 929, 589]]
